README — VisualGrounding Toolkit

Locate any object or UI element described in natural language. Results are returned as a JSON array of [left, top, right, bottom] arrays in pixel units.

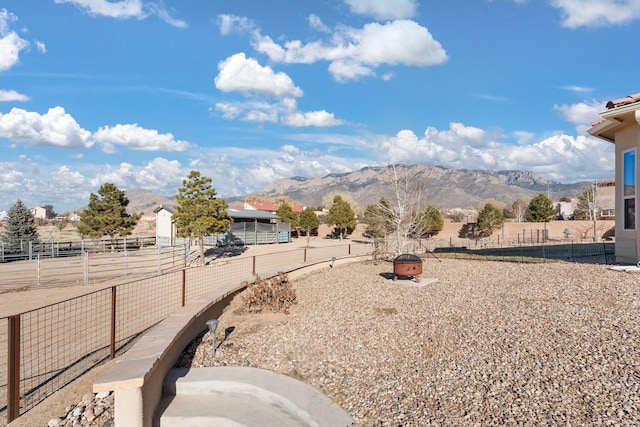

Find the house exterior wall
[[613, 124, 639, 264]]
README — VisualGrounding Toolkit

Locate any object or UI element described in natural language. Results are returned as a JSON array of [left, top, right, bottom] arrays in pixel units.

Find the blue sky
[[0, 0, 635, 212]]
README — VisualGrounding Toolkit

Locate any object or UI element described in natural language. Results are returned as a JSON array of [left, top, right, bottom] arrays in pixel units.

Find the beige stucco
[[589, 106, 640, 265]]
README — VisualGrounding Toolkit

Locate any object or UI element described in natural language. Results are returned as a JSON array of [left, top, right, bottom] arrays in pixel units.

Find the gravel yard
[[177, 258, 640, 426]]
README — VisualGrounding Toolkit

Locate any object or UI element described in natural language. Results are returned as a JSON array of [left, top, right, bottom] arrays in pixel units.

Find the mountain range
[[125, 165, 594, 214], [255, 165, 590, 212]]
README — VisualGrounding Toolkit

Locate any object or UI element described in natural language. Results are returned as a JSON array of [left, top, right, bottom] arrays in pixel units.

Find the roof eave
[[588, 117, 620, 143]]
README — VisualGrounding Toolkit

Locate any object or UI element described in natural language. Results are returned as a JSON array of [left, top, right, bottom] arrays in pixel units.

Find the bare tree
[[376, 165, 431, 256], [512, 199, 527, 223]]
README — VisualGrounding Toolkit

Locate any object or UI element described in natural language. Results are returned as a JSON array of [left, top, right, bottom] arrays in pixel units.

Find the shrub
[[242, 273, 297, 313]]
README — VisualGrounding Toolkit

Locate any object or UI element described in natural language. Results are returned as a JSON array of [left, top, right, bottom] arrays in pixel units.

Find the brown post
[[181, 269, 186, 307], [252, 256, 256, 274], [110, 287, 116, 360], [304, 248, 307, 263], [348, 244, 351, 255], [8, 314, 21, 422]]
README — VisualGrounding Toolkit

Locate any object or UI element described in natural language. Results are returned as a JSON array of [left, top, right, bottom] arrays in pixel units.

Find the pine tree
[[477, 203, 505, 237], [415, 205, 444, 238], [3, 199, 39, 252], [173, 171, 231, 265], [77, 183, 141, 245], [527, 193, 555, 222], [326, 195, 356, 240]]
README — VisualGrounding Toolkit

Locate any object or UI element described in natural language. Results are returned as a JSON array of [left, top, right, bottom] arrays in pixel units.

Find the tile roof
[[606, 92, 640, 109]]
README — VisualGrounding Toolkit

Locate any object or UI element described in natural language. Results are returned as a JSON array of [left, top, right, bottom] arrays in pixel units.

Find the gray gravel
[[177, 258, 640, 426]]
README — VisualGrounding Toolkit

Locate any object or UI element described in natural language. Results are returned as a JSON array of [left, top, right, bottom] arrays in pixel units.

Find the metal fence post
[[84, 251, 89, 285], [158, 246, 162, 275], [8, 314, 21, 422], [110, 287, 116, 359], [37, 255, 41, 286], [182, 269, 186, 307]]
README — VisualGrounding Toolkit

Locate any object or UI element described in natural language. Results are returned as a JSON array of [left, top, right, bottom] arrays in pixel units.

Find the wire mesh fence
[[0, 237, 158, 262], [0, 244, 189, 288], [0, 242, 373, 423]]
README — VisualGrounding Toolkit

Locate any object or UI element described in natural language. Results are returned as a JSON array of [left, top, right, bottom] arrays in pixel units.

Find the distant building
[[0, 210, 7, 221], [556, 200, 577, 220], [595, 178, 615, 219], [30, 206, 52, 220], [153, 205, 176, 246], [153, 205, 290, 246]]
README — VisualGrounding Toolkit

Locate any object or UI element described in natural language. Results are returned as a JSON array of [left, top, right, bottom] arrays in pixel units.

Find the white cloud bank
[[0, 106, 191, 152], [377, 122, 613, 183]]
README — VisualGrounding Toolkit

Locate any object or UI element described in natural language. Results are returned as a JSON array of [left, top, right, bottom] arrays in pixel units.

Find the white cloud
[[553, 99, 603, 134], [52, 165, 85, 186], [215, 53, 304, 98], [217, 14, 255, 35], [54, 0, 187, 28], [0, 12, 29, 72], [92, 123, 191, 153], [0, 89, 30, 101], [0, 106, 93, 148], [376, 123, 614, 182], [252, 20, 447, 82], [343, 0, 418, 20], [281, 98, 345, 127], [561, 85, 594, 93], [35, 40, 46, 53], [550, 0, 640, 28], [214, 97, 344, 128], [55, 0, 144, 18], [308, 14, 330, 33]]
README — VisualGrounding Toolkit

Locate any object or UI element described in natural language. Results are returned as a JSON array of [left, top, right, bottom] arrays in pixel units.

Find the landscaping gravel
[[176, 258, 640, 426], [50, 257, 640, 426]]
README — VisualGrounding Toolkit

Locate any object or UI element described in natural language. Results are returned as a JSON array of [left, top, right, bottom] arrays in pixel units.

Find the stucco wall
[[613, 124, 638, 263]]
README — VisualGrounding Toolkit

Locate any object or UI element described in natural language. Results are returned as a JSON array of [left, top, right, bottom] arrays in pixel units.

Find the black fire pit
[[393, 254, 423, 282]]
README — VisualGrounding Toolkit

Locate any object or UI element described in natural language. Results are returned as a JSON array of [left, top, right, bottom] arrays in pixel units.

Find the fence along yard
[[0, 241, 372, 423]]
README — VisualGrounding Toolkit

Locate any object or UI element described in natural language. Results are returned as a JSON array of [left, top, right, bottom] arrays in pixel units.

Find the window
[[623, 149, 636, 230]]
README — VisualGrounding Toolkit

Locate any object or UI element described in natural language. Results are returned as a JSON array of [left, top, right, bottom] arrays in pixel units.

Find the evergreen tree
[[3, 199, 39, 252], [527, 193, 555, 222], [477, 203, 505, 237], [414, 205, 444, 238], [77, 183, 141, 245], [276, 204, 299, 236], [298, 207, 320, 245], [172, 171, 231, 265], [326, 195, 356, 240]]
